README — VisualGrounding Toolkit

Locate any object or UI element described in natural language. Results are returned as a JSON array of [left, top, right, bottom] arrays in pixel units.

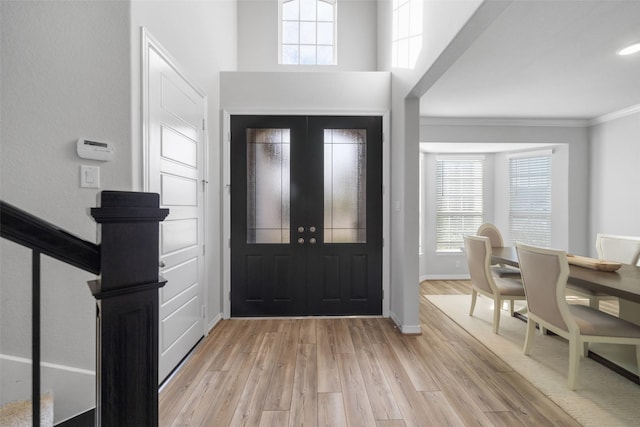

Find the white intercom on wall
[[76, 138, 114, 161]]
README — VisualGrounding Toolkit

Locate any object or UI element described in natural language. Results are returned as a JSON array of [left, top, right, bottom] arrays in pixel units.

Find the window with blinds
[[509, 153, 552, 247], [436, 158, 484, 252]]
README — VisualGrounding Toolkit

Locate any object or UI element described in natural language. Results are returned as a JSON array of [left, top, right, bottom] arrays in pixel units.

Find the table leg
[[619, 299, 640, 325]]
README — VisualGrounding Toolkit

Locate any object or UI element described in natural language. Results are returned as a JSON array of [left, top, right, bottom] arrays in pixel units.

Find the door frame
[[222, 110, 390, 319], [141, 27, 209, 336]]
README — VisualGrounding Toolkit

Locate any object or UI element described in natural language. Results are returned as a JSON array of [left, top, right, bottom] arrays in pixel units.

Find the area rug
[[425, 294, 640, 427]]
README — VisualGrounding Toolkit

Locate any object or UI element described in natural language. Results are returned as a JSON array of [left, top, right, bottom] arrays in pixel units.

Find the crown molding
[[420, 117, 589, 128], [589, 104, 640, 126]]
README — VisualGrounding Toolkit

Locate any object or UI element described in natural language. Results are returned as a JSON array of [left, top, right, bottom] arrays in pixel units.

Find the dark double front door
[[231, 115, 382, 316]]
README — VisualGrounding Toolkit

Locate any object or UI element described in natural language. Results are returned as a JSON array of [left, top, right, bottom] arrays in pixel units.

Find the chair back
[[516, 243, 573, 333], [596, 233, 640, 266], [463, 235, 497, 295], [477, 223, 504, 247]]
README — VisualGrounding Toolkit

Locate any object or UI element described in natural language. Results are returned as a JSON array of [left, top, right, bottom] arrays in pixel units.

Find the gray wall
[[378, 0, 485, 333], [219, 70, 391, 315], [232, 0, 486, 332], [589, 111, 640, 248], [130, 0, 238, 331], [238, 0, 378, 71], [1, 0, 237, 422], [1, 0, 131, 420], [418, 121, 589, 279]]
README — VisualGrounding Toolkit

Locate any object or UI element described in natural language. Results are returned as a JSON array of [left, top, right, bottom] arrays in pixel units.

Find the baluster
[[32, 250, 41, 426]]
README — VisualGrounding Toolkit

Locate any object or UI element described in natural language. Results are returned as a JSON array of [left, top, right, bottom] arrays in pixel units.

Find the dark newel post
[[89, 191, 169, 427]]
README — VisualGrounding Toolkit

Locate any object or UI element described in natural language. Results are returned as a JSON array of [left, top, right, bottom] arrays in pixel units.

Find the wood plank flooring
[[159, 280, 584, 426]]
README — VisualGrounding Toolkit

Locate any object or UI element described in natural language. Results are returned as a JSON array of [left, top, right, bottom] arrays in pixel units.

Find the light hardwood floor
[[159, 280, 584, 426]]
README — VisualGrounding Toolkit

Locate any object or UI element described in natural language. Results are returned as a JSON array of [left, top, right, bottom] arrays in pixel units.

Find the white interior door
[[145, 33, 206, 383]]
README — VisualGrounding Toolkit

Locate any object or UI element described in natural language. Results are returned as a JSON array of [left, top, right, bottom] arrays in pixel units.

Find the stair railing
[[0, 191, 168, 426]]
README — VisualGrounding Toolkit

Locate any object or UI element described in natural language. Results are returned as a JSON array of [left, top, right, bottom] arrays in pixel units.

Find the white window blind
[[436, 158, 483, 252], [509, 154, 552, 247]]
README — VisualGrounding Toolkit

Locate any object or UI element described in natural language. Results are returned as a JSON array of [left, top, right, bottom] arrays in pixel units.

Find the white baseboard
[[399, 324, 422, 334], [0, 354, 95, 425], [207, 312, 223, 334], [389, 312, 422, 335], [421, 274, 470, 281]]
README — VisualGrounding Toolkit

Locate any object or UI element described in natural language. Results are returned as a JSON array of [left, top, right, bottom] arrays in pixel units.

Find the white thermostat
[[77, 138, 114, 161]]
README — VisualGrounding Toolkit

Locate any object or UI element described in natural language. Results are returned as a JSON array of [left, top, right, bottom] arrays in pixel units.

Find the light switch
[[80, 165, 100, 188]]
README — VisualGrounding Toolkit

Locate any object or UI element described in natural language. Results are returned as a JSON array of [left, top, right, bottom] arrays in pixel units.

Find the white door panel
[[159, 298, 202, 371], [160, 76, 200, 130], [161, 128, 198, 167], [146, 35, 206, 383], [161, 160, 198, 180], [160, 175, 198, 206], [161, 259, 198, 303], [161, 296, 200, 351], [160, 219, 198, 254], [160, 282, 200, 324]]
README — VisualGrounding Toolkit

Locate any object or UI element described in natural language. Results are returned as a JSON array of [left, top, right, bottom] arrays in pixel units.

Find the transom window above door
[[279, 0, 337, 65]]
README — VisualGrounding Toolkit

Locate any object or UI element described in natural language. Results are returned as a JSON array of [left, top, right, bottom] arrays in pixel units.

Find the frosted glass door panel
[[324, 129, 367, 243], [247, 129, 291, 244]]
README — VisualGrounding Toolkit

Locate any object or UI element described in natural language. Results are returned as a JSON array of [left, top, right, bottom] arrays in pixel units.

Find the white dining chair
[[566, 233, 640, 308], [596, 233, 640, 266], [516, 242, 640, 390], [464, 235, 526, 334], [477, 223, 521, 278]]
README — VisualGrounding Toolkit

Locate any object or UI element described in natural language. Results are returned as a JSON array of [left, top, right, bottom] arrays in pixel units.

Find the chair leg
[[589, 297, 599, 309], [509, 299, 515, 316], [469, 289, 478, 316], [568, 337, 581, 390], [582, 342, 589, 358], [493, 298, 501, 334], [523, 319, 536, 355]]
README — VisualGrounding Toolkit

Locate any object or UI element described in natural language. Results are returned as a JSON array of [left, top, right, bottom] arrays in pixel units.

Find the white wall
[[238, 0, 378, 71], [1, 1, 238, 421], [220, 71, 390, 111], [377, 0, 486, 332], [130, 0, 238, 330], [589, 110, 640, 253], [1, 0, 131, 422], [220, 70, 391, 315], [418, 121, 589, 278]]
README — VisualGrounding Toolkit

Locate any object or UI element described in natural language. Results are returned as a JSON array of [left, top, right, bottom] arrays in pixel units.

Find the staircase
[[0, 191, 168, 426]]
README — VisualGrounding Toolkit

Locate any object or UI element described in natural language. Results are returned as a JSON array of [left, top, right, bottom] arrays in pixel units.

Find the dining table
[[492, 246, 640, 306], [492, 246, 640, 382]]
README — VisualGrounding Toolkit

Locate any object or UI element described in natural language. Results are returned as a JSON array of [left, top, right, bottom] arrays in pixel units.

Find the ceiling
[[419, 0, 640, 120]]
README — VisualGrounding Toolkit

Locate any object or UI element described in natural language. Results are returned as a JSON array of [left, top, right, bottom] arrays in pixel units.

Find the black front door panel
[[231, 115, 382, 316]]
